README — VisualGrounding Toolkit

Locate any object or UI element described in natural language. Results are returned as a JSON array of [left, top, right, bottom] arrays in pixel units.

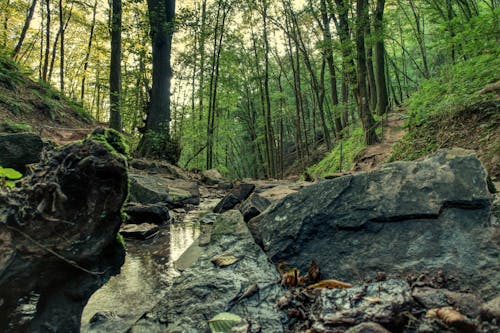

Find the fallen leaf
[[208, 312, 242, 333], [364, 296, 381, 303], [427, 307, 476, 333], [281, 268, 302, 287], [306, 279, 352, 289], [211, 253, 239, 267], [304, 260, 321, 284]]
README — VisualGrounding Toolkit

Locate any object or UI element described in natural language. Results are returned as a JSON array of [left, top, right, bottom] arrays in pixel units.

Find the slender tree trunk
[[109, 0, 122, 131], [356, 0, 379, 145], [13, 0, 38, 58], [58, 0, 65, 92], [81, 0, 98, 102], [374, 0, 389, 115], [262, 0, 276, 178], [320, 0, 342, 135], [365, 23, 377, 113], [41, 0, 51, 82]]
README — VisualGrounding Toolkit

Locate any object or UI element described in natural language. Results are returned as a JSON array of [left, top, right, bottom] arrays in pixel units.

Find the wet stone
[[310, 280, 414, 332], [120, 223, 160, 239]]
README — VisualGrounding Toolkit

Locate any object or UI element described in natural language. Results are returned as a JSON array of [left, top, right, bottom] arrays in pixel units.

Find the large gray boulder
[[129, 210, 284, 333], [129, 173, 200, 206], [253, 149, 498, 297], [0, 132, 43, 170]]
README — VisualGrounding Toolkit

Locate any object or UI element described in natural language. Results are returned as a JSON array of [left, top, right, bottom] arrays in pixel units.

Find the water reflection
[[81, 222, 201, 332]]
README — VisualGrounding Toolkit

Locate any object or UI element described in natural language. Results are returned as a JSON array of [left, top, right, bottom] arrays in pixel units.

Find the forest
[[0, 1, 499, 332], [2, 0, 498, 179]]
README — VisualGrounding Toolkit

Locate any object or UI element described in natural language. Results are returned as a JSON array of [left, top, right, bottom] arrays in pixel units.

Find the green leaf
[[208, 312, 242, 333], [5, 180, 15, 188], [0, 167, 22, 180]]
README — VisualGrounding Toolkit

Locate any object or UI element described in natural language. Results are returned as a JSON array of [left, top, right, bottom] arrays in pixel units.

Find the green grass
[[390, 53, 499, 163], [406, 53, 499, 127], [0, 121, 32, 133], [307, 126, 366, 178]]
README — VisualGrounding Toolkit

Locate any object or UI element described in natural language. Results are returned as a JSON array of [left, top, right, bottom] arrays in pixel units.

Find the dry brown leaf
[[306, 279, 352, 289], [211, 253, 239, 267], [430, 307, 477, 333], [364, 296, 381, 303], [304, 260, 321, 284], [281, 268, 302, 287], [436, 307, 468, 324]]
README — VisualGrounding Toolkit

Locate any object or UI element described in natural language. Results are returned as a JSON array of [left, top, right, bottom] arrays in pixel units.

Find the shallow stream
[[80, 197, 220, 332]]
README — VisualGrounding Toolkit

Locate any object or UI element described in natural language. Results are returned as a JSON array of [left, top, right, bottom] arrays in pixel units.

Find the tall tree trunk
[[109, 0, 122, 131], [12, 0, 38, 58], [41, 0, 51, 82], [356, 0, 379, 145], [137, 0, 176, 159], [374, 0, 388, 115], [365, 23, 377, 113], [58, 0, 65, 92], [81, 0, 98, 102], [320, 0, 342, 135], [262, 0, 276, 178], [206, 1, 229, 169]]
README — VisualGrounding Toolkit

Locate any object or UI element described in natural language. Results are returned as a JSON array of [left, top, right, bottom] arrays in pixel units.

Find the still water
[[80, 222, 201, 332]]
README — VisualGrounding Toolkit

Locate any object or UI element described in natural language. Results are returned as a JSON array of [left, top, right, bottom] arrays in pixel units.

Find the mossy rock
[[86, 128, 130, 157]]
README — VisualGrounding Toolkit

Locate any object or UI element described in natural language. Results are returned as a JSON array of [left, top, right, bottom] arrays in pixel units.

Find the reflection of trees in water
[[81, 222, 201, 329], [170, 223, 201, 262]]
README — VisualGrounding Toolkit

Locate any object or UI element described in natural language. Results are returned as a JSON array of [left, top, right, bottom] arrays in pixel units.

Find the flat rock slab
[[254, 149, 498, 298], [120, 223, 159, 239], [129, 173, 200, 206], [310, 280, 413, 332], [124, 203, 172, 225], [128, 210, 284, 333]]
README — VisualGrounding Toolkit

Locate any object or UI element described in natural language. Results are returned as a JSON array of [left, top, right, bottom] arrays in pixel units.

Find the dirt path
[[352, 110, 406, 172]]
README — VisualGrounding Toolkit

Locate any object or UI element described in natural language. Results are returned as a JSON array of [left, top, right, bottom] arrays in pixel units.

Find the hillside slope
[[0, 53, 94, 143]]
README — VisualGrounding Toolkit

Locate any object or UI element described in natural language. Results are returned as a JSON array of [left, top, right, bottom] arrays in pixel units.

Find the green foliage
[[0, 165, 22, 188], [307, 127, 366, 178], [0, 52, 26, 90], [208, 312, 243, 333], [116, 233, 126, 249], [406, 53, 500, 127], [0, 121, 32, 133], [87, 128, 130, 157]]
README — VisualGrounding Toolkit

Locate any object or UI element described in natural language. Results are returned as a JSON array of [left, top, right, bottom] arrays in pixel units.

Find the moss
[[116, 232, 126, 249], [0, 121, 32, 133], [85, 128, 130, 157]]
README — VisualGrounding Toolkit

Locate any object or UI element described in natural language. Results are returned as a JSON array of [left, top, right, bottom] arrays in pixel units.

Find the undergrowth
[[390, 53, 499, 163], [307, 126, 366, 178]]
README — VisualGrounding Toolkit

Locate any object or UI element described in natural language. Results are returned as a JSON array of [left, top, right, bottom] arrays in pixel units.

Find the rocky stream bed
[[0, 130, 499, 333]]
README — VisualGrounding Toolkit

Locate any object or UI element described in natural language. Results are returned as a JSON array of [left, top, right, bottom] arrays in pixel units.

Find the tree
[[355, 0, 379, 144], [374, 0, 388, 115], [12, 0, 38, 58], [109, 0, 122, 131], [137, 0, 176, 159]]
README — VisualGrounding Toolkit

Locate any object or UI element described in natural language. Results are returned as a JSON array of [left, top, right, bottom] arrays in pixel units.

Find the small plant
[[0, 166, 22, 188]]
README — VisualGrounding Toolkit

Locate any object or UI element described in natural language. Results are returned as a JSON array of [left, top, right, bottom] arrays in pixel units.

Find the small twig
[[6, 225, 105, 276]]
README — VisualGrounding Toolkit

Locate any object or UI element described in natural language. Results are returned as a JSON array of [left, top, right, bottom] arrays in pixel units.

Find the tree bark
[[137, 0, 176, 159], [41, 0, 51, 82], [374, 0, 388, 115], [12, 0, 38, 58], [109, 0, 122, 131], [81, 0, 98, 102], [356, 0, 379, 145]]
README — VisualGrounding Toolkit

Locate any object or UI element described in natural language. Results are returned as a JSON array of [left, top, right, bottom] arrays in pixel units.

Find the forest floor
[[351, 110, 407, 173]]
